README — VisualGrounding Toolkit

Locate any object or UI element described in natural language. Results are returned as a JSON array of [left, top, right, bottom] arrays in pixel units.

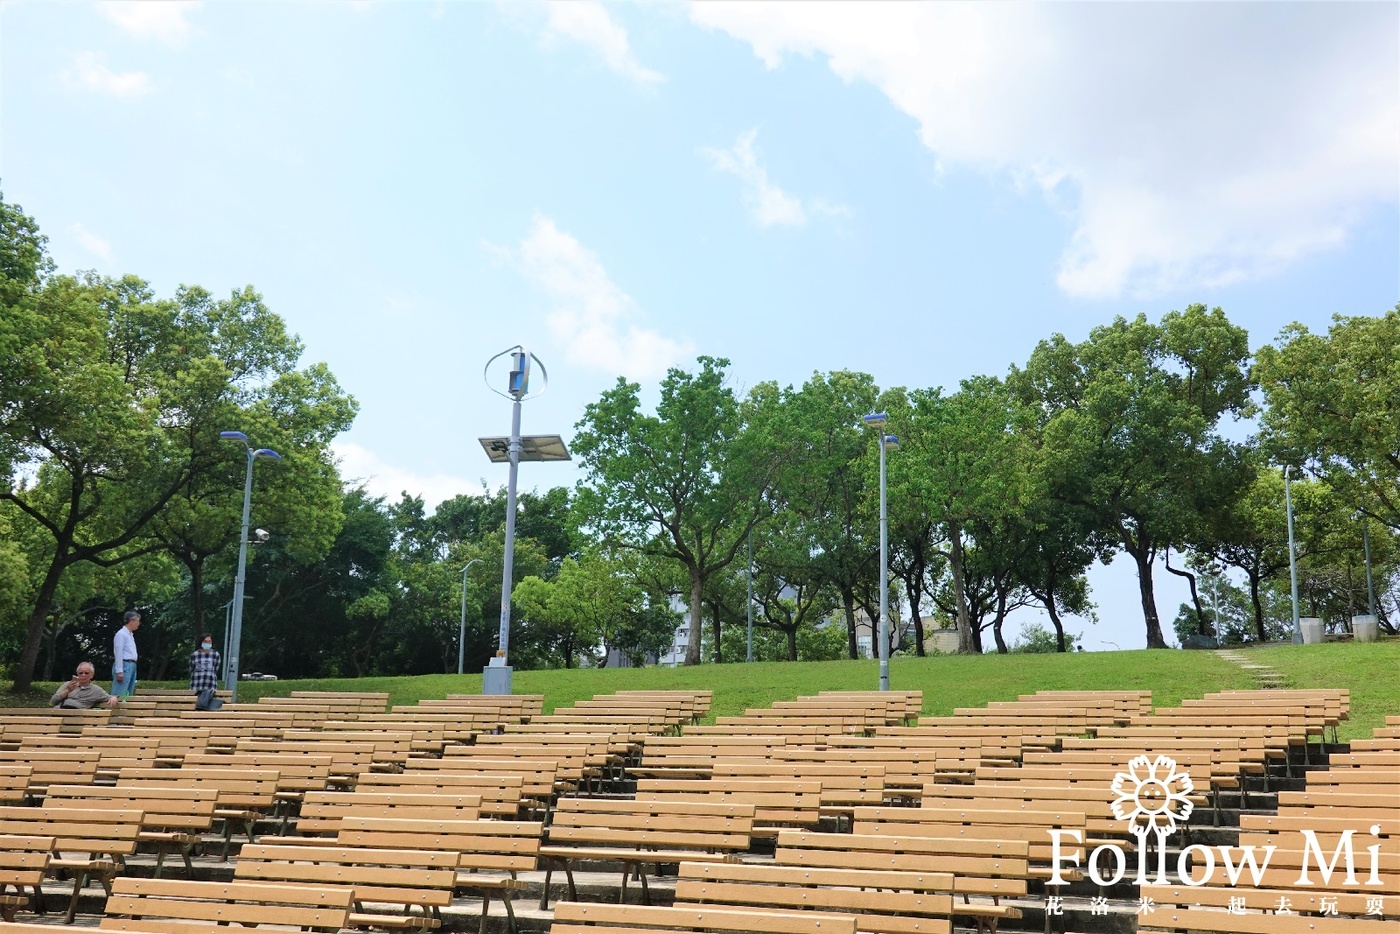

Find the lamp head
[[253, 449, 281, 462], [884, 435, 899, 449], [862, 412, 887, 429], [508, 348, 532, 398], [220, 431, 248, 442]]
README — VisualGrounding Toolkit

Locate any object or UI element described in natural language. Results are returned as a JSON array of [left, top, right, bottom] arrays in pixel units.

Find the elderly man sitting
[[50, 661, 120, 709]]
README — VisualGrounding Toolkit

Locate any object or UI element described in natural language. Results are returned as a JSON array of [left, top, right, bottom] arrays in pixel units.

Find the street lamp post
[[1362, 515, 1377, 619], [863, 413, 898, 691], [458, 559, 483, 675], [746, 531, 754, 663], [1284, 466, 1302, 644], [219, 431, 281, 702], [478, 346, 570, 695]]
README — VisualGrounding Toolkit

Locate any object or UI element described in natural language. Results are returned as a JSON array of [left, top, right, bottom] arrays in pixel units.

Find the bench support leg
[[502, 892, 517, 934], [477, 893, 490, 934], [64, 872, 88, 925]]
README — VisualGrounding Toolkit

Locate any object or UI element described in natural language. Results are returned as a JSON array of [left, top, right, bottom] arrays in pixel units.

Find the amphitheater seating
[[235, 841, 457, 929], [0, 835, 51, 921], [537, 797, 755, 907], [0, 805, 143, 921], [47, 784, 219, 876], [549, 902, 858, 934], [100, 876, 353, 933]]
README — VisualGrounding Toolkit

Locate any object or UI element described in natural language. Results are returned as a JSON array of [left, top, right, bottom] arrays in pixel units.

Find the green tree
[[778, 372, 881, 660], [1009, 305, 1254, 648], [1255, 307, 1400, 531], [572, 357, 786, 666], [147, 286, 353, 640], [899, 376, 1032, 653], [0, 199, 356, 689]]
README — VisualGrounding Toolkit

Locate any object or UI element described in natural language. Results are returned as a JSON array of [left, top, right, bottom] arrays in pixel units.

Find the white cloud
[[70, 222, 113, 263], [690, 2, 1399, 298], [704, 129, 810, 227], [511, 216, 691, 381], [61, 51, 153, 98], [538, 1, 664, 87], [97, 1, 201, 46], [333, 441, 473, 511]]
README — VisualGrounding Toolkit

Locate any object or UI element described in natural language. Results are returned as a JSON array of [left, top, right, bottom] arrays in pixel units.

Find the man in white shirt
[[112, 610, 140, 697]]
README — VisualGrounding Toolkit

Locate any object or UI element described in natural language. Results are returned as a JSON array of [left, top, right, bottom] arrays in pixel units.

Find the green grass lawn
[[16, 640, 1396, 740]]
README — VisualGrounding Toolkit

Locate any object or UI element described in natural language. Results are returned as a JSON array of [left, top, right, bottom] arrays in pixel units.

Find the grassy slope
[[20, 642, 1394, 739], [1247, 641, 1400, 739]]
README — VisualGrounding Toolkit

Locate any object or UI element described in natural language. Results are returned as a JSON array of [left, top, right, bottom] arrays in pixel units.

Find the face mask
[[201, 643, 212, 650]]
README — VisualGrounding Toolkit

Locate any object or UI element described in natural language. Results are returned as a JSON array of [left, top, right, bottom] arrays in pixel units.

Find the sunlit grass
[[19, 640, 1395, 741]]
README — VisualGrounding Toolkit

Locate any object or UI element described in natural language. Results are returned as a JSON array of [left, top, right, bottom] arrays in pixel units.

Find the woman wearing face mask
[[189, 633, 222, 695]]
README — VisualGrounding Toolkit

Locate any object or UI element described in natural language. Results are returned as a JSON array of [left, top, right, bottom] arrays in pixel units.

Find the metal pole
[[1363, 517, 1377, 618], [1285, 467, 1301, 644], [221, 600, 233, 686], [228, 448, 255, 702], [746, 531, 754, 663], [459, 559, 482, 675], [878, 436, 889, 691], [497, 397, 522, 665]]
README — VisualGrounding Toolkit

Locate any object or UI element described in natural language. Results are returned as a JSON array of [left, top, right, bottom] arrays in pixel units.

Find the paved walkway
[[1215, 648, 1285, 688]]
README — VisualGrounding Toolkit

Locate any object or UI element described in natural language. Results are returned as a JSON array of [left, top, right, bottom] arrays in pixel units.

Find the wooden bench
[[775, 830, 1029, 924], [712, 760, 888, 826], [332, 816, 543, 934], [0, 805, 142, 922], [354, 770, 525, 819], [1139, 905, 1400, 933], [442, 743, 594, 798], [0, 749, 98, 798], [674, 860, 957, 934], [631, 736, 781, 780], [118, 766, 280, 859], [405, 756, 559, 816], [183, 750, 334, 819], [852, 804, 1085, 881], [235, 841, 457, 929], [549, 901, 857, 934], [100, 876, 353, 933], [46, 784, 218, 877], [294, 790, 481, 835], [0, 765, 31, 805], [0, 835, 52, 921], [635, 778, 824, 836], [538, 797, 755, 908], [236, 738, 377, 786]]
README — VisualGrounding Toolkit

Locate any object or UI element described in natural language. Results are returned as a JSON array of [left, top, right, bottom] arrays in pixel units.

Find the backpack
[[195, 688, 224, 711]]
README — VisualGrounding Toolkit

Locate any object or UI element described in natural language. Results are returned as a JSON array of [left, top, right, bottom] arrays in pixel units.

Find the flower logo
[[1110, 754, 1194, 837]]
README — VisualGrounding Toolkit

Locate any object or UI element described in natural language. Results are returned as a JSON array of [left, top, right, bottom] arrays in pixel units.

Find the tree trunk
[[1045, 596, 1068, 652], [1248, 569, 1266, 642], [189, 558, 206, 640], [1164, 550, 1208, 636], [900, 558, 927, 657], [684, 569, 704, 666], [15, 556, 68, 692], [949, 524, 974, 654], [991, 586, 1009, 654], [1130, 545, 1168, 648], [786, 627, 797, 661], [841, 589, 858, 660], [710, 599, 723, 665]]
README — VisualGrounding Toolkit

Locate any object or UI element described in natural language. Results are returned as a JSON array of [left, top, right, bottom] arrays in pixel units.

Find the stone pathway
[[1216, 648, 1286, 688]]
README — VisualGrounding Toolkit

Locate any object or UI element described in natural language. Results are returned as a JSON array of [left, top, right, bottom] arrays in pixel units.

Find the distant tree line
[[2, 193, 1396, 688]]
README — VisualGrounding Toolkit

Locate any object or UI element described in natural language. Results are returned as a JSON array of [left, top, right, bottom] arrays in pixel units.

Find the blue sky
[[3, 1, 1397, 651]]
